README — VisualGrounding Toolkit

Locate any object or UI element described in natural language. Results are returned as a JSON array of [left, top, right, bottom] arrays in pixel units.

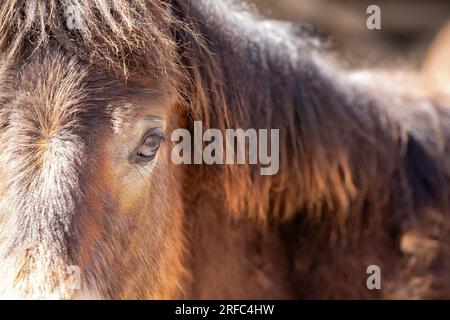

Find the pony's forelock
[[0, 0, 197, 82]]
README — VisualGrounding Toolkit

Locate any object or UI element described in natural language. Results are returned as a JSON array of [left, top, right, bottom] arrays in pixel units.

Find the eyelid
[[144, 127, 166, 140], [146, 118, 166, 130]]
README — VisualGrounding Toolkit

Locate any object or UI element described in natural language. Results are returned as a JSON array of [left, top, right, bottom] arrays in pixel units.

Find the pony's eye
[[137, 128, 164, 160]]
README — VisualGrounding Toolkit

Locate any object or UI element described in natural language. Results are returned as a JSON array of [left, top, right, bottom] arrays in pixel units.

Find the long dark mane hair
[[177, 1, 450, 298], [177, 1, 450, 232], [1, 0, 449, 298]]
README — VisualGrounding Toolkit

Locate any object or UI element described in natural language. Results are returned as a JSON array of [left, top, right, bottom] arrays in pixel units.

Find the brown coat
[[0, 0, 448, 299]]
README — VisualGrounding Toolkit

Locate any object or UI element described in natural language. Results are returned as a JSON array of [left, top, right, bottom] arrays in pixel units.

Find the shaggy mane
[[0, 0, 195, 81], [176, 0, 450, 237]]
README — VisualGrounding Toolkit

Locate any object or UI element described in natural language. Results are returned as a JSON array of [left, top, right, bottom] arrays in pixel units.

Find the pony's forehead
[[0, 49, 176, 138]]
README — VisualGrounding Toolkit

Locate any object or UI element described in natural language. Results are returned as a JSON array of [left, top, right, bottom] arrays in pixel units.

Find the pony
[[0, 0, 449, 299]]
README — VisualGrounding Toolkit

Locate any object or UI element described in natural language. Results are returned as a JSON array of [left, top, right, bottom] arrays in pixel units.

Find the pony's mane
[[178, 0, 450, 237]]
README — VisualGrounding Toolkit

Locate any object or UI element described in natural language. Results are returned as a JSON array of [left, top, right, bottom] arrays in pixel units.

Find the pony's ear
[[422, 21, 450, 96]]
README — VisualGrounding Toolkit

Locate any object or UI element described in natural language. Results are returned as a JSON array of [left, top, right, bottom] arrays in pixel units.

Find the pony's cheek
[[95, 142, 156, 220]]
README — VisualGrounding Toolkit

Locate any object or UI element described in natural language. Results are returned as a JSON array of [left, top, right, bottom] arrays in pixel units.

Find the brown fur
[[0, 0, 449, 299]]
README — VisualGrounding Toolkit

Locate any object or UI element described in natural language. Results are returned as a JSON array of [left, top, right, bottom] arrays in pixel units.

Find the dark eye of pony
[[137, 128, 165, 161]]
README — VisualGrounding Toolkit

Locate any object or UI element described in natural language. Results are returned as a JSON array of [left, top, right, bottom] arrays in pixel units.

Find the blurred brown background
[[249, 0, 450, 69]]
